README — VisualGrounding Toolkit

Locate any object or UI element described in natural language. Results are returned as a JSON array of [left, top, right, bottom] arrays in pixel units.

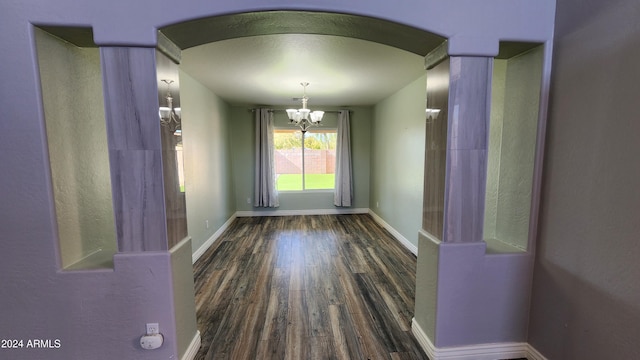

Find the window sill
[[278, 189, 334, 194]]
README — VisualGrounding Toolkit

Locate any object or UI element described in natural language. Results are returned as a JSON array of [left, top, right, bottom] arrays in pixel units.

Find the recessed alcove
[[484, 44, 544, 253], [35, 26, 117, 269], [156, 48, 189, 249]]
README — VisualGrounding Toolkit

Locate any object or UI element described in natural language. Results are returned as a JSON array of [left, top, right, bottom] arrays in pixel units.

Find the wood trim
[[101, 47, 168, 252], [368, 210, 418, 255], [191, 214, 237, 264], [441, 56, 491, 243], [181, 330, 201, 360]]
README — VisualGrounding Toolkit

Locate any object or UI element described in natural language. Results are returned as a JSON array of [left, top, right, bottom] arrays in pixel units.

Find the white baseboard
[[192, 214, 237, 264], [525, 344, 548, 360], [368, 210, 418, 255], [181, 330, 201, 360], [412, 318, 540, 360], [235, 208, 369, 217]]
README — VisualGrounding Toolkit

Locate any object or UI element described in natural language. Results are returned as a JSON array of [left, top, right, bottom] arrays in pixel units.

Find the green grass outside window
[[276, 174, 335, 191]]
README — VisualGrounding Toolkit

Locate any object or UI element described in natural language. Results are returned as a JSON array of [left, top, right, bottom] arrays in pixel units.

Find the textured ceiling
[[40, 11, 538, 108], [179, 34, 428, 107], [164, 11, 445, 107]]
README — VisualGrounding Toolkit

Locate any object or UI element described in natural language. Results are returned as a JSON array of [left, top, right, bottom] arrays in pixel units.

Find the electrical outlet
[[206, 220, 209, 229], [146, 323, 159, 335], [376, 201, 379, 208], [246, 197, 251, 204]]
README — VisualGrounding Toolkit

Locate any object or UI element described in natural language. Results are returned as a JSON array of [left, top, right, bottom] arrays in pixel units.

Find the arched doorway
[[4, 0, 554, 358]]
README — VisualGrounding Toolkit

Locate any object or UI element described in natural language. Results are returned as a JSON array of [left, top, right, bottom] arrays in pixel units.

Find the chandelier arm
[[159, 79, 182, 134]]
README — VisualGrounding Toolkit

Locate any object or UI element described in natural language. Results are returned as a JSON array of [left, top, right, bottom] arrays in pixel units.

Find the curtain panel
[[334, 110, 353, 207], [254, 108, 279, 207]]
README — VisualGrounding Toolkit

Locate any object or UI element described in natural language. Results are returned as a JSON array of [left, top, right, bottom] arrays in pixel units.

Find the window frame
[[273, 127, 337, 192]]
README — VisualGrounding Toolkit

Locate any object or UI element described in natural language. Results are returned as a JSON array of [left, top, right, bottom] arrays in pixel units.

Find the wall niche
[[484, 44, 544, 253], [35, 26, 117, 269]]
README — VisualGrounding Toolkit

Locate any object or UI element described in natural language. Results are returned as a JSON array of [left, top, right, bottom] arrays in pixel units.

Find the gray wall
[[371, 75, 426, 247], [230, 106, 371, 212], [35, 28, 117, 269], [180, 70, 236, 254], [528, 0, 640, 358]]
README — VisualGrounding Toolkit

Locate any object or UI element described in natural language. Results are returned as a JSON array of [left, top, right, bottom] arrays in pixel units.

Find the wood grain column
[[101, 47, 168, 252], [442, 56, 492, 243]]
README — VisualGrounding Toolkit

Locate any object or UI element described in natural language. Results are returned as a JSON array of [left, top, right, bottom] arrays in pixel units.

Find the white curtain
[[254, 108, 279, 207], [334, 110, 353, 207]]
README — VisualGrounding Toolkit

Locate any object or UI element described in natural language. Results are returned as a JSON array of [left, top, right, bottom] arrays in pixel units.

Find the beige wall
[[35, 28, 116, 269], [180, 70, 235, 255], [484, 47, 543, 251], [371, 74, 426, 247], [170, 239, 199, 358]]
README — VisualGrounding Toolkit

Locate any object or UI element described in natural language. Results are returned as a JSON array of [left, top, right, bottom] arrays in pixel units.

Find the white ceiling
[[179, 34, 426, 107]]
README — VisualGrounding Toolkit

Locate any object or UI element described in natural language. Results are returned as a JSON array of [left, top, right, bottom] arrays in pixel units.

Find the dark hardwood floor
[[193, 214, 427, 360]]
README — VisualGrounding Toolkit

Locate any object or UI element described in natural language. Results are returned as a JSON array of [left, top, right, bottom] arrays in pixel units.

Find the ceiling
[[40, 11, 538, 109], [179, 34, 428, 107], [162, 11, 446, 107]]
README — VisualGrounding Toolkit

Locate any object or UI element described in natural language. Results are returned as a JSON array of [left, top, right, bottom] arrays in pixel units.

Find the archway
[[2, 0, 554, 358]]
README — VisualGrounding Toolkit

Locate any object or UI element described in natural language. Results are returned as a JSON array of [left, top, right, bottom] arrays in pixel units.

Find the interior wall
[[494, 47, 542, 249], [35, 28, 117, 268], [484, 47, 543, 250], [0, 2, 557, 359], [170, 239, 199, 359], [371, 74, 426, 247], [179, 70, 235, 254], [483, 60, 506, 241], [157, 50, 188, 249], [528, 0, 640, 358], [230, 105, 371, 212]]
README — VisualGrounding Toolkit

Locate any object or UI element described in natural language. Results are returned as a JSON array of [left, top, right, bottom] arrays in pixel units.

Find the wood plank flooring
[[193, 214, 427, 360]]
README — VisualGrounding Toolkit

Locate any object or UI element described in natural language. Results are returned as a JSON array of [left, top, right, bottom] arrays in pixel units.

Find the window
[[274, 129, 337, 191]]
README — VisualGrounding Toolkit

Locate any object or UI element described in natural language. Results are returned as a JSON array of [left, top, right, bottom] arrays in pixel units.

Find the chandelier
[[286, 82, 324, 133], [159, 79, 182, 135]]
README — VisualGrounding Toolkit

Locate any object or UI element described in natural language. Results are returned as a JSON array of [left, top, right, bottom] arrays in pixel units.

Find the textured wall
[[170, 239, 199, 359], [494, 47, 542, 250], [35, 28, 117, 268], [180, 70, 235, 254], [528, 0, 640, 358], [483, 60, 506, 241], [414, 232, 440, 342], [484, 47, 543, 250], [371, 75, 426, 246]]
